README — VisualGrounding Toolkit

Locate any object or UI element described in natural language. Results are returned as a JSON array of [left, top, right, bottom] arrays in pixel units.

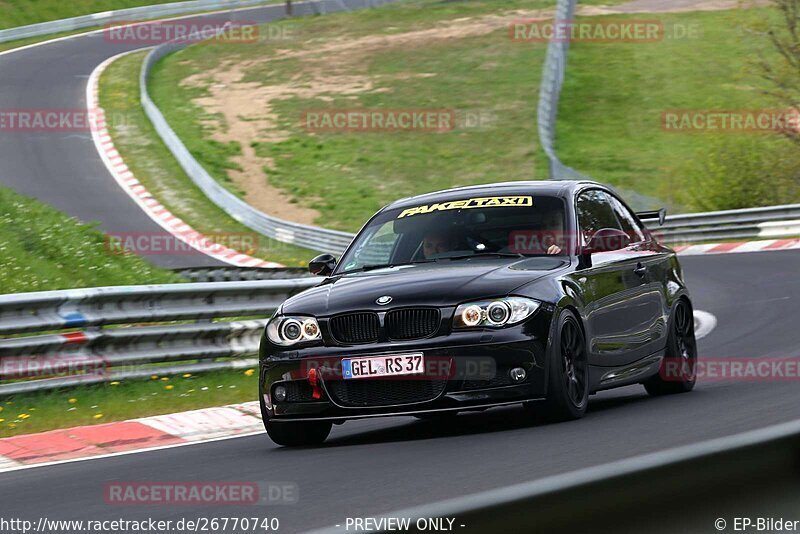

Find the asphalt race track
[[0, 3, 331, 268], [1, 250, 798, 532]]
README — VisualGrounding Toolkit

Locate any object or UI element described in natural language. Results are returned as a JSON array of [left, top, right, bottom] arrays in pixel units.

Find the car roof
[[384, 180, 607, 211]]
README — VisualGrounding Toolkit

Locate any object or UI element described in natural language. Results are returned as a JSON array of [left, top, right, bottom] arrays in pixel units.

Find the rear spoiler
[[635, 208, 667, 226]]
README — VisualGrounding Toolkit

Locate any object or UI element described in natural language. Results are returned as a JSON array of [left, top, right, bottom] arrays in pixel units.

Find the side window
[[576, 190, 622, 246], [608, 195, 646, 243], [344, 222, 398, 270]]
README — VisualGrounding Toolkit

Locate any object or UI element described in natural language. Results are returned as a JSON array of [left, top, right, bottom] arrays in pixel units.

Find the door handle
[[634, 263, 647, 277]]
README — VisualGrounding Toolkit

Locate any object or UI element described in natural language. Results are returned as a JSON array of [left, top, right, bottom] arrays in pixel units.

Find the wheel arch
[[543, 301, 589, 395]]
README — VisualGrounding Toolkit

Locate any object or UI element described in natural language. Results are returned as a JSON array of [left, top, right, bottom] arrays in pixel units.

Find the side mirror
[[635, 208, 667, 226], [308, 254, 337, 276], [586, 228, 631, 254]]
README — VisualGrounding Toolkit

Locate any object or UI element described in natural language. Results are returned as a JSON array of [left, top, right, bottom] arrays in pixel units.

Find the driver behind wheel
[[542, 210, 563, 255], [422, 230, 460, 259], [507, 210, 564, 255]]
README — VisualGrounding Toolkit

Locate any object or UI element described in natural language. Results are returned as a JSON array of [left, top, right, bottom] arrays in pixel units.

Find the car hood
[[282, 257, 568, 316]]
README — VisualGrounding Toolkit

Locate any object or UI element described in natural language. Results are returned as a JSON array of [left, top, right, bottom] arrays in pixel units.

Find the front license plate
[[342, 353, 424, 380]]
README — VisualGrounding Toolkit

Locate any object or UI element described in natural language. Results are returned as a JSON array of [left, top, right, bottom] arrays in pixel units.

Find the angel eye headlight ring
[[280, 319, 303, 341], [267, 315, 322, 346], [486, 301, 511, 325], [461, 304, 484, 327], [454, 297, 540, 329]]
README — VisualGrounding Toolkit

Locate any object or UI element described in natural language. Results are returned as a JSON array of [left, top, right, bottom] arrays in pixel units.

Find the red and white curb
[[0, 401, 263, 472], [86, 51, 282, 268], [674, 238, 800, 256]]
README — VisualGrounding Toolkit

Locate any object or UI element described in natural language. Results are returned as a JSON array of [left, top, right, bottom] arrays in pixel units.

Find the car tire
[[265, 419, 332, 447], [539, 308, 589, 421], [644, 298, 697, 396]]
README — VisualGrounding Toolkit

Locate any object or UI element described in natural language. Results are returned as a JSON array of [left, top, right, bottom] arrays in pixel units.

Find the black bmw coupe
[[259, 181, 697, 446]]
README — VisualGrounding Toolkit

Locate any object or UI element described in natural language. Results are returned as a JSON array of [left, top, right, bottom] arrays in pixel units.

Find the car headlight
[[453, 297, 540, 329], [266, 315, 322, 346]]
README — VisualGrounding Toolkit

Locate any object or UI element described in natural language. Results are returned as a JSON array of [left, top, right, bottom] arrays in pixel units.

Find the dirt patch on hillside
[[184, 62, 377, 224], [185, 0, 769, 224], [182, 8, 559, 224]]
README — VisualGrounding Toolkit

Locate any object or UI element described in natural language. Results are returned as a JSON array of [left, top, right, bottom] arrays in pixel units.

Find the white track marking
[[86, 50, 281, 267], [0, 3, 278, 59], [0, 456, 22, 470], [138, 406, 263, 441], [0, 429, 266, 475], [0, 401, 265, 474], [693, 310, 717, 340]]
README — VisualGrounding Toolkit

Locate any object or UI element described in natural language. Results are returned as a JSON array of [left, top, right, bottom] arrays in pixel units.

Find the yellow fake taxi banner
[[397, 196, 533, 219]]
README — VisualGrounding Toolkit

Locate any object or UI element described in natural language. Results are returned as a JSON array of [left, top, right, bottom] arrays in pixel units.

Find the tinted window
[[576, 190, 622, 246], [338, 195, 568, 273], [347, 222, 399, 268], [609, 195, 646, 243]]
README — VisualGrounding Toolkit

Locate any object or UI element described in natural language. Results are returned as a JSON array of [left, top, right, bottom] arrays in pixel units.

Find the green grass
[[0, 186, 182, 293], [557, 8, 796, 211], [260, 29, 551, 231], [0, 1, 281, 53], [0, 367, 258, 437], [147, 0, 578, 232], [100, 50, 317, 266], [0, 0, 214, 29], [148, 1, 798, 225]]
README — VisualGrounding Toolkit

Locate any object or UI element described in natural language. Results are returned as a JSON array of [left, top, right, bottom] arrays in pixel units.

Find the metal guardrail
[[648, 203, 800, 244], [0, 0, 277, 43], [536, 0, 591, 182], [139, 0, 397, 255], [310, 418, 800, 533], [174, 266, 312, 282], [533, 1, 800, 242], [0, 278, 317, 395]]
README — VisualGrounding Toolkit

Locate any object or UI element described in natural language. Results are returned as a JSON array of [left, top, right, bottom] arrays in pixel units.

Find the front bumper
[[259, 313, 553, 422]]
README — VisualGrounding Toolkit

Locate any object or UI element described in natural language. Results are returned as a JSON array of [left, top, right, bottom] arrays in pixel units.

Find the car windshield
[[337, 194, 569, 274]]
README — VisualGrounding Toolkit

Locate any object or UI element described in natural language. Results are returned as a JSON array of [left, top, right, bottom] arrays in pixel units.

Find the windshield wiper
[[442, 252, 525, 261], [337, 253, 524, 275], [338, 259, 435, 275]]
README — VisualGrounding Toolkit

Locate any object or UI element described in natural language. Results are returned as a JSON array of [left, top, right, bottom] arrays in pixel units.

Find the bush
[[676, 135, 800, 212]]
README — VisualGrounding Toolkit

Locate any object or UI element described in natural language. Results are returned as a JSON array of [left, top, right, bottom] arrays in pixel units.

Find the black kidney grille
[[330, 312, 380, 344], [326, 379, 446, 407], [386, 308, 440, 340]]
